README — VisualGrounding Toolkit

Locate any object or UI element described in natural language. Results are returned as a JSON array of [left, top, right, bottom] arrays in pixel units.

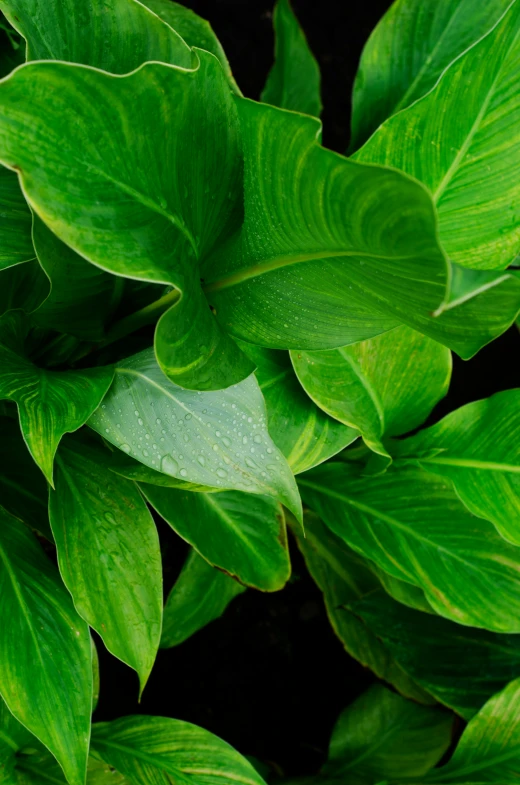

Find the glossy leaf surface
[[161, 549, 245, 649], [0, 507, 91, 785], [141, 485, 290, 592], [49, 433, 162, 690], [261, 0, 322, 118], [299, 462, 520, 632], [91, 716, 267, 785], [89, 349, 301, 520], [292, 325, 451, 456]]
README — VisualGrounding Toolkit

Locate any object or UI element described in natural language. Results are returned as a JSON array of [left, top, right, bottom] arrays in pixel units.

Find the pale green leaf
[[161, 548, 246, 649]]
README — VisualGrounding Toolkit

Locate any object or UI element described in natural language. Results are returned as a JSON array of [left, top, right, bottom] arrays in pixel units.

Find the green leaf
[[237, 341, 357, 474], [89, 348, 301, 521], [392, 389, 520, 546], [139, 0, 240, 93], [0, 20, 24, 80], [31, 217, 123, 342], [49, 433, 163, 691], [350, 589, 520, 719], [299, 462, 520, 632], [261, 0, 322, 118], [355, 1, 520, 270], [291, 325, 451, 457], [321, 685, 453, 783], [1, 0, 191, 72], [0, 168, 34, 272], [289, 511, 433, 704], [15, 748, 132, 785], [0, 54, 253, 390], [0, 507, 91, 785], [0, 416, 50, 540], [160, 548, 246, 649], [0, 698, 33, 783], [350, 0, 511, 150], [423, 678, 520, 783], [0, 260, 49, 318], [91, 716, 267, 785], [104, 450, 215, 494], [141, 486, 290, 592], [0, 311, 113, 484]]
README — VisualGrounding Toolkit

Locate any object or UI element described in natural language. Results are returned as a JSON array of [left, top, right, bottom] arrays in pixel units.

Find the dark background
[[93, 0, 520, 778]]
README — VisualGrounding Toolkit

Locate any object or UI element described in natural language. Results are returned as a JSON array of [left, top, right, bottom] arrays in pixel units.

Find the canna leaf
[[141, 486, 291, 592], [291, 325, 451, 457], [89, 348, 301, 521], [356, 0, 520, 270], [160, 548, 246, 649], [299, 462, 520, 632], [0, 507, 92, 785], [0, 311, 113, 484], [261, 0, 322, 118], [49, 432, 163, 691]]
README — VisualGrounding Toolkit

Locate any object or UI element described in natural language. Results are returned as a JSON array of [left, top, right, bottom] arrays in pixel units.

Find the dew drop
[[242, 436, 248, 445], [216, 468, 228, 478], [138, 418, 144, 426], [185, 413, 192, 421], [180, 468, 188, 477], [253, 434, 262, 444], [156, 418, 162, 425], [222, 437, 231, 447], [161, 455, 178, 474], [197, 456, 206, 467], [119, 444, 131, 454], [143, 449, 149, 457]]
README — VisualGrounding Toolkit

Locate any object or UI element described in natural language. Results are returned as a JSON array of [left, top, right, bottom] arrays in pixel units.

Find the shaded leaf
[[141, 486, 291, 592], [0, 311, 113, 483], [0, 698, 33, 783], [89, 348, 301, 521], [0, 507, 91, 785], [160, 549, 246, 649], [0, 260, 49, 318], [91, 716, 267, 785], [0, 168, 33, 273], [15, 748, 132, 785], [49, 433, 162, 691], [356, 1, 520, 270], [299, 462, 520, 632], [261, 0, 322, 118]]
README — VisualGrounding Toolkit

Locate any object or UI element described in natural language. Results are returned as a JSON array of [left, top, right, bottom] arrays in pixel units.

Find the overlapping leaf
[[0, 260, 48, 317], [0, 169, 33, 272]]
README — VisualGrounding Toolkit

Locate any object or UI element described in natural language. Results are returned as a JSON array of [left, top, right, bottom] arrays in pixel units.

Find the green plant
[[0, 0, 519, 782]]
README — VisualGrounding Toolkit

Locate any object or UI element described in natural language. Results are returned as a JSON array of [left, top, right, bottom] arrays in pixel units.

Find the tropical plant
[[0, 0, 519, 782]]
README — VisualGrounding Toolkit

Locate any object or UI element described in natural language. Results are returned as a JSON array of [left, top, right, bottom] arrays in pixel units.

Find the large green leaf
[[423, 678, 520, 783], [299, 462, 520, 632], [392, 390, 520, 545], [141, 486, 290, 592], [31, 217, 123, 342], [0, 0, 191, 72], [350, 590, 520, 719], [291, 325, 451, 457], [237, 341, 357, 474], [0, 54, 253, 391], [290, 512, 433, 703], [89, 348, 301, 520], [0, 312, 113, 483], [49, 433, 163, 691], [0, 417, 50, 540], [261, 0, 322, 118], [356, 1, 520, 270], [0, 168, 33, 272], [0, 507, 91, 785], [320, 685, 453, 783], [161, 548, 246, 649], [91, 716, 267, 785], [350, 0, 511, 150]]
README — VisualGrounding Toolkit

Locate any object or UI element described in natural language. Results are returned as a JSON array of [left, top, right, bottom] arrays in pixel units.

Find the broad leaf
[[350, 590, 520, 719], [261, 0, 322, 118], [161, 548, 246, 649], [49, 433, 163, 691], [392, 389, 520, 545], [290, 512, 433, 703], [89, 348, 301, 520], [321, 685, 453, 782], [0, 507, 92, 785], [424, 677, 520, 783], [141, 486, 291, 592], [91, 716, 267, 785], [238, 341, 357, 474], [291, 325, 451, 457], [0, 417, 50, 540], [350, 0, 511, 150], [299, 462, 520, 632], [15, 747, 132, 785], [0, 168, 33, 272], [356, 1, 520, 270], [0, 54, 253, 390], [0, 311, 113, 483], [1, 0, 191, 72]]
